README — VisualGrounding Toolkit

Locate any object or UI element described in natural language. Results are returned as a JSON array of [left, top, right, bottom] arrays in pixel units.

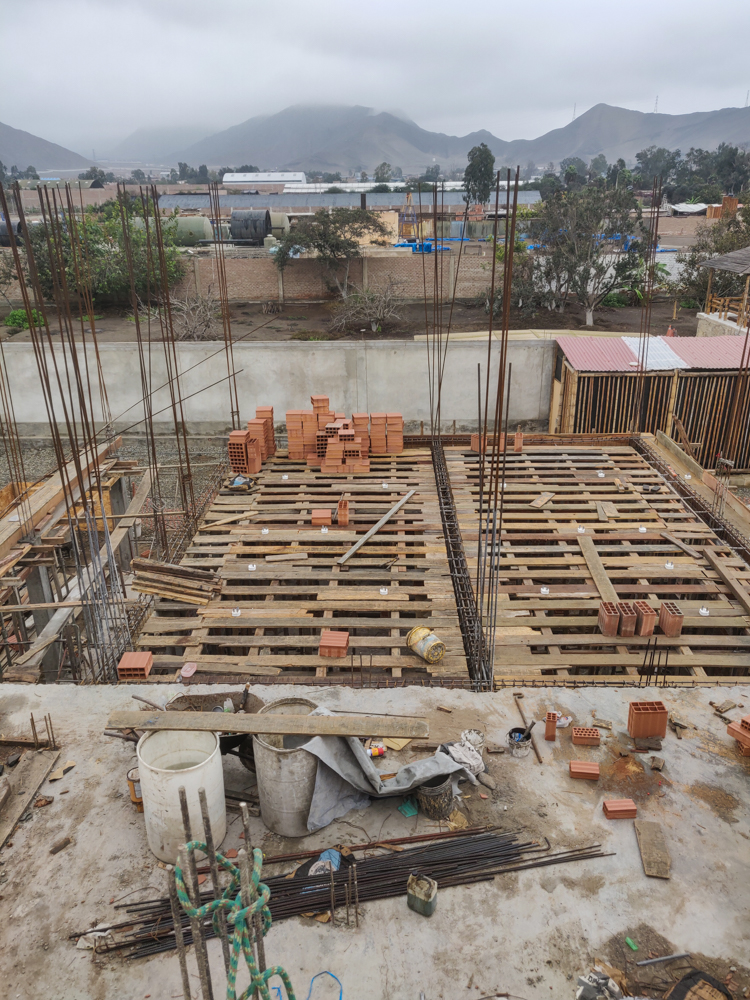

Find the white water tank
[[137, 729, 226, 863]]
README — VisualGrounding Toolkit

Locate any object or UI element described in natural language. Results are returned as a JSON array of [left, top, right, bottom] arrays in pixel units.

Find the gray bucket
[[253, 698, 318, 837]]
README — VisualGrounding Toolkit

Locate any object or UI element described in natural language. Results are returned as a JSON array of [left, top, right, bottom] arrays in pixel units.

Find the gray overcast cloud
[[3, 0, 750, 154]]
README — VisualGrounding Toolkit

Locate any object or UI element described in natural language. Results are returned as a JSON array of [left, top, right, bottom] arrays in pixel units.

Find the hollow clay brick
[[337, 500, 349, 527], [628, 701, 668, 739], [572, 726, 600, 746], [569, 761, 600, 780], [634, 600, 657, 637], [319, 629, 349, 658], [117, 651, 153, 681], [514, 431, 523, 453], [603, 798, 637, 819], [598, 601, 619, 637], [545, 712, 557, 741], [727, 721, 750, 748], [659, 601, 684, 638], [470, 433, 487, 454], [617, 601, 637, 637], [311, 509, 332, 526], [740, 715, 750, 733]]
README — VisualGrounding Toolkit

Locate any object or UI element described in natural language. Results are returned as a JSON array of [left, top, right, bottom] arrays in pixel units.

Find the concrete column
[[26, 566, 59, 680], [362, 254, 369, 291], [109, 475, 134, 571]]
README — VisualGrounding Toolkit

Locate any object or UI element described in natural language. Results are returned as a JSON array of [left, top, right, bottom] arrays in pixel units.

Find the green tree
[[273, 207, 390, 299], [532, 186, 645, 325], [464, 143, 496, 204], [559, 157, 587, 188], [588, 154, 608, 179], [374, 162, 392, 183], [131, 168, 147, 183], [78, 166, 115, 182], [672, 203, 750, 306], [634, 146, 681, 184]]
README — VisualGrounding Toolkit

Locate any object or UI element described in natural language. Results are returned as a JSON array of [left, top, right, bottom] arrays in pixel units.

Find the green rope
[[174, 841, 296, 1000]]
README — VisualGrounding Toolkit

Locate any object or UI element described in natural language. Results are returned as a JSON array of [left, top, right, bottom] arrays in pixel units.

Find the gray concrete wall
[[4, 338, 555, 435], [696, 312, 744, 337]]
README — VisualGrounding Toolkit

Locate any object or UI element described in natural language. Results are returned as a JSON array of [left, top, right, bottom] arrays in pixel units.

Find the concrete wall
[[696, 312, 744, 337], [4, 338, 555, 435]]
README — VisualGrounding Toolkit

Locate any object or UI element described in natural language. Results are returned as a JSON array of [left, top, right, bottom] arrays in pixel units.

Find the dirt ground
[[0, 296, 698, 345]]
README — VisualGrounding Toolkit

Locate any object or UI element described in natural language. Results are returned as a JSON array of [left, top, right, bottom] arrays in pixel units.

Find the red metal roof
[[555, 336, 640, 373], [665, 335, 750, 369], [557, 334, 750, 372]]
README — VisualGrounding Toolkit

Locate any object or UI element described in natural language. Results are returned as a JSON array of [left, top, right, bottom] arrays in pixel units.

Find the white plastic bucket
[[253, 698, 318, 838], [137, 729, 226, 863]]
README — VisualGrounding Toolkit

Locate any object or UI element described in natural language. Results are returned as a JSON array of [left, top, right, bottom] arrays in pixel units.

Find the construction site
[[0, 177, 748, 1000]]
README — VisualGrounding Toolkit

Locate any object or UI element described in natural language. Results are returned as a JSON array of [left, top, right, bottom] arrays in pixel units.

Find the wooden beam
[[105, 710, 429, 739], [0, 749, 60, 848], [704, 548, 750, 617], [577, 535, 619, 603], [0, 438, 120, 562]]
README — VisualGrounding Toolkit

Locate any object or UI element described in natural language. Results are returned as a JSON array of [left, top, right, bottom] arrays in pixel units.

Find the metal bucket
[[406, 626, 446, 664], [415, 774, 454, 820], [253, 698, 318, 838], [507, 727, 531, 758]]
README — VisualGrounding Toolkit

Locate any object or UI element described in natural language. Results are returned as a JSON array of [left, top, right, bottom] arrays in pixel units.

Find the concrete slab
[[0, 682, 748, 1000]]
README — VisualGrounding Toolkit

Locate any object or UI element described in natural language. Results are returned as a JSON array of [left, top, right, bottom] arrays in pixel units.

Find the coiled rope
[[174, 840, 296, 1000]]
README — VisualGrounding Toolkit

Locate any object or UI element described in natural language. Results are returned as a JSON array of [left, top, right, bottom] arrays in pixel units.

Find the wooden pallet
[[136, 451, 468, 683], [445, 443, 750, 684]]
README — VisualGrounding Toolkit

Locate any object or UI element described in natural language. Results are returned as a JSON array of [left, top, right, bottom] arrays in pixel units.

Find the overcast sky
[[4, 0, 750, 155]]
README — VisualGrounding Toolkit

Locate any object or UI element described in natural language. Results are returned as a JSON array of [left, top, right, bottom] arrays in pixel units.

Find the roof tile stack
[[603, 798, 637, 819], [571, 726, 601, 746], [319, 629, 349, 658]]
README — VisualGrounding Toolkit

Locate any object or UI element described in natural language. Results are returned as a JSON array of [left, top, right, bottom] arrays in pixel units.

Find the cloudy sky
[[4, 0, 750, 155]]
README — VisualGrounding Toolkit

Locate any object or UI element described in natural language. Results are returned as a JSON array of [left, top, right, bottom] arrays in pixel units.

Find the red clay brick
[[617, 601, 637, 637], [572, 726, 601, 746], [727, 721, 750, 748], [740, 715, 750, 733], [603, 798, 637, 819], [569, 761, 600, 780], [319, 629, 349, 658], [337, 499, 349, 526], [659, 601, 683, 637], [634, 600, 657, 637], [598, 601, 619, 637], [545, 712, 557, 741], [514, 431, 523, 453], [311, 509, 332, 525], [628, 701, 668, 739], [470, 433, 487, 454], [117, 651, 153, 681]]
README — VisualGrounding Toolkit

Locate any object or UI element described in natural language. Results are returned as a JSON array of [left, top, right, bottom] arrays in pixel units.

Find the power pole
[[653, 95, 659, 113]]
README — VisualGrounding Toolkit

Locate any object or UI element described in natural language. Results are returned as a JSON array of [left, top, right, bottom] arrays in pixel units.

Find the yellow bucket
[[406, 626, 446, 664]]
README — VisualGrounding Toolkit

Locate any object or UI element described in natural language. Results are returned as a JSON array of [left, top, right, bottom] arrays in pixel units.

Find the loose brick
[[319, 629, 349, 658], [569, 761, 600, 780], [628, 701, 668, 739], [598, 601, 619, 637], [545, 712, 557, 741], [659, 601, 684, 637], [616, 601, 637, 637], [572, 726, 601, 746], [117, 651, 153, 681], [603, 798, 637, 819], [727, 721, 750, 748], [311, 509, 332, 526], [633, 600, 657, 637]]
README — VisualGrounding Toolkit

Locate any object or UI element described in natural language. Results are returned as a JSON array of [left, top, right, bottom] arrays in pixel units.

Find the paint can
[[506, 727, 532, 758], [127, 766, 143, 812], [415, 774, 454, 820], [405, 626, 446, 664]]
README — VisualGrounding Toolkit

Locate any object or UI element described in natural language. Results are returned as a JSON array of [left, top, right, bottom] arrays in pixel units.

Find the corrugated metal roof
[[557, 334, 750, 372], [555, 335, 640, 372], [666, 335, 750, 369], [621, 336, 690, 370]]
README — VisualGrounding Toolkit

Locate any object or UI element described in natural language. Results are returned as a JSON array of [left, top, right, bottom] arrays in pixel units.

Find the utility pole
[[653, 95, 659, 113]]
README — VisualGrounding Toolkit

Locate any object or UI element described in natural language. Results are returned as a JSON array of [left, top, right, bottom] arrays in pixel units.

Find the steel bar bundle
[[80, 828, 611, 960]]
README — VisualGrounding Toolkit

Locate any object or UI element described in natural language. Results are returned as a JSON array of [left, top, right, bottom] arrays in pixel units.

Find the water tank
[[269, 212, 290, 239], [0, 219, 22, 247], [130, 215, 213, 246], [230, 209, 272, 243]]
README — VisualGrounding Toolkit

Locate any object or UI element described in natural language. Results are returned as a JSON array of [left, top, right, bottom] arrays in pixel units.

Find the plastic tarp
[[283, 710, 477, 831]]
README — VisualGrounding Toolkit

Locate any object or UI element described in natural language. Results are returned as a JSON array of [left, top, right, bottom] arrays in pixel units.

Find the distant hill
[[104, 126, 215, 164], [170, 103, 750, 174], [0, 121, 91, 171]]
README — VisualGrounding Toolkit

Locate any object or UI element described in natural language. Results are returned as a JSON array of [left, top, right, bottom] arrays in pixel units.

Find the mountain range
[[170, 103, 750, 174], [2, 103, 750, 176]]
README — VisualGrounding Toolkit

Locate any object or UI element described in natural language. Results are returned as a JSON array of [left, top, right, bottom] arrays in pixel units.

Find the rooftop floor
[[1, 681, 748, 1000]]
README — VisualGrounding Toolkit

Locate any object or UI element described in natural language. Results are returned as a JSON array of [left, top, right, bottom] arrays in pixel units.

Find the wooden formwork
[[445, 443, 750, 686], [136, 449, 468, 684]]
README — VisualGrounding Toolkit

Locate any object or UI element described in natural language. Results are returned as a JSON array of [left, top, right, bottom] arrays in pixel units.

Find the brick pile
[[386, 413, 404, 453], [254, 406, 276, 458], [228, 429, 262, 475], [352, 413, 370, 454], [319, 629, 349, 657], [370, 412, 387, 453], [284, 396, 404, 466]]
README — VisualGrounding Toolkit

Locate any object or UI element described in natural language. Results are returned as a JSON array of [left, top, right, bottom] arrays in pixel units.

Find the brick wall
[[174, 249, 493, 304]]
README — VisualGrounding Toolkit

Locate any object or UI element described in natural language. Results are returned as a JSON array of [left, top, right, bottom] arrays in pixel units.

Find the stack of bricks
[[228, 429, 262, 474], [386, 412, 404, 453], [352, 413, 370, 455], [319, 629, 349, 657], [370, 413, 387, 453], [311, 394, 334, 430], [320, 421, 370, 474], [603, 798, 637, 819], [727, 714, 750, 755], [255, 406, 276, 458], [285, 410, 306, 460]]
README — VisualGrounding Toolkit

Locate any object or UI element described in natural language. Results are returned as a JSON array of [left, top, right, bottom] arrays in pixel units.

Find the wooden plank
[[661, 531, 702, 559], [0, 749, 60, 848], [634, 819, 671, 879], [577, 535, 619, 603], [703, 548, 750, 617], [106, 710, 429, 739], [337, 490, 417, 564], [529, 492, 555, 508]]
